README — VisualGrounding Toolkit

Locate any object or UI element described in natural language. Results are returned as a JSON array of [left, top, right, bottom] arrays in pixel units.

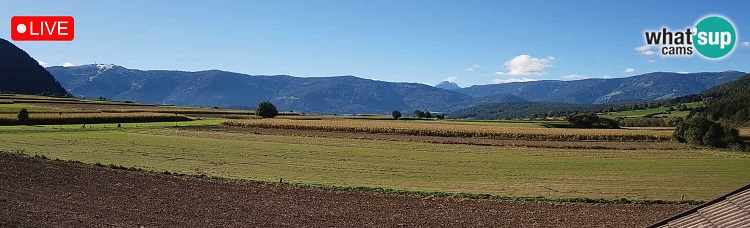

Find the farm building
[[650, 183, 750, 227]]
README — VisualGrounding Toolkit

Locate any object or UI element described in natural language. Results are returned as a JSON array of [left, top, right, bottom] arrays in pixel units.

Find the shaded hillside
[[451, 102, 603, 120], [0, 39, 69, 96], [700, 74, 750, 125], [603, 74, 750, 126], [48, 65, 473, 113], [458, 71, 745, 104]]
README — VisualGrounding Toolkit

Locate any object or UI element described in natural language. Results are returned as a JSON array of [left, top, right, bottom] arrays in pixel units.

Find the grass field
[[0, 95, 256, 125], [1, 123, 748, 201], [601, 101, 704, 119], [1, 95, 748, 203], [0, 103, 67, 113], [0, 94, 255, 116]]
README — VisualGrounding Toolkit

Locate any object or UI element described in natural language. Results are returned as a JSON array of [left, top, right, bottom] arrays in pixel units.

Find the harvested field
[[2, 126, 747, 201], [215, 125, 693, 150], [224, 118, 674, 141], [31, 103, 254, 115], [0, 112, 192, 125], [0, 152, 690, 227], [0, 96, 256, 116]]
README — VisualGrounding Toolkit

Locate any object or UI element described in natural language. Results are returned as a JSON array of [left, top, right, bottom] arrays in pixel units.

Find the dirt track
[[0, 153, 689, 227]]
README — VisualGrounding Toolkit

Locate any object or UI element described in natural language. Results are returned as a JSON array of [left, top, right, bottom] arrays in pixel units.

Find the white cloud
[[37, 60, 48, 67], [635, 45, 656, 56], [496, 54, 554, 76], [464, 64, 480, 72], [492, 77, 536, 84], [677, 71, 690, 74], [561, 74, 590, 80], [62, 62, 75, 67], [743, 41, 750, 47], [648, 59, 656, 63], [624, 68, 635, 73]]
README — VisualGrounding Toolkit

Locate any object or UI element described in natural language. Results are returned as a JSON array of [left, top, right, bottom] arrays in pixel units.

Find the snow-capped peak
[[86, 64, 118, 82], [96, 64, 115, 72]]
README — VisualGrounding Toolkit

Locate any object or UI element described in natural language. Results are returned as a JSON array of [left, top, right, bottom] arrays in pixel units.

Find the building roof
[[649, 183, 750, 227]]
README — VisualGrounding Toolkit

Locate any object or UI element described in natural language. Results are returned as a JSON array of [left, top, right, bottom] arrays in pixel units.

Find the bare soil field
[[0, 153, 689, 227], [212, 125, 693, 150]]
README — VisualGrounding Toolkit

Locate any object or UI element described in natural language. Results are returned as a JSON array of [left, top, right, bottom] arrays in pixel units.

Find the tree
[[567, 113, 598, 128], [256, 101, 279, 118], [424, 111, 433, 119], [677, 117, 712, 145], [673, 117, 743, 148], [435, 114, 445, 120], [414, 110, 426, 119], [17, 108, 29, 124], [567, 112, 619, 129], [722, 128, 743, 150], [703, 124, 724, 147], [391, 110, 402, 120]]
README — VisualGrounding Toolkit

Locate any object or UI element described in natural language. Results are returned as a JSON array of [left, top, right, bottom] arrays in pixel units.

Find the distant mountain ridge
[[457, 71, 746, 104], [47, 64, 473, 113], [47, 64, 745, 114], [0, 38, 69, 96], [435, 81, 461, 90]]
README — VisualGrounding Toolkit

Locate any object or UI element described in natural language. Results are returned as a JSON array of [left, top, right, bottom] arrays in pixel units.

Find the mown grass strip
[[4, 151, 704, 205]]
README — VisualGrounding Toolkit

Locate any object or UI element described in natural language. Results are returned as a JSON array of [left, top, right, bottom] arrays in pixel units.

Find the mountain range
[[456, 71, 746, 104], [47, 65, 473, 113], [46, 64, 745, 114], [0, 36, 744, 114], [0, 38, 68, 96]]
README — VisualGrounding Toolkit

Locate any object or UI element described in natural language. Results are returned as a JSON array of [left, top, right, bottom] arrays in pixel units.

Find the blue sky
[[2, 0, 749, 86]]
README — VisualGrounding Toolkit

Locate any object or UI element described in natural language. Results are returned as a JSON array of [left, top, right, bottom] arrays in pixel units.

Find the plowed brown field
[[0, 153, 689, 227]]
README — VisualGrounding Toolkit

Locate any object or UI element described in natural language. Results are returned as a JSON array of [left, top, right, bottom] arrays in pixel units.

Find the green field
[[0, 103, 63, 113], [601, 101, 704, 119], [1, 122, 748, 201]]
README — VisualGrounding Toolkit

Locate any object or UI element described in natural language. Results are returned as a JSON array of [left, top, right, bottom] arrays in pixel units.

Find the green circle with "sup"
[[693, 15, 737, 59]]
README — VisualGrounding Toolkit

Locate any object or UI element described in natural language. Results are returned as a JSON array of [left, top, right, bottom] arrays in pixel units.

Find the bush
[[256, 101, 279, 118], [391, 111, 402, 120], [17, 108, 29, 124], [567, 113, 619, 129], [673, 117, 743, 148]]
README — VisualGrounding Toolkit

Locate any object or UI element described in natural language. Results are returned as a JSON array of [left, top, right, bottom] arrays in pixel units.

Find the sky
[[2, 0, 750, 87]]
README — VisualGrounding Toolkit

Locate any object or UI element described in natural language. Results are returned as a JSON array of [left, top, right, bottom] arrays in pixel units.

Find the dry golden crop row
[[224, 119, 673, 141]]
